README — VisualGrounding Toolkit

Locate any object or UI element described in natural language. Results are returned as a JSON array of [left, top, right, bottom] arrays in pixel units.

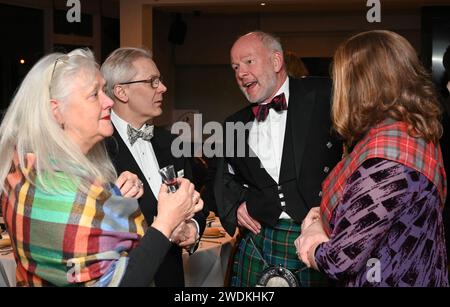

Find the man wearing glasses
[[101, 47, 207, 287]]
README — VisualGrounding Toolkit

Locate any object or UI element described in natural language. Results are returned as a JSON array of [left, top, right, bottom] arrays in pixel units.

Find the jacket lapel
[[110, 128, 147, 181], [150, 127, 192, 181], [108, 127, 158, 221], [215, 107, 257, 235], [231, 107, 274, 186], [288, 77, 317, 179], [151, 128, 171, 170], [241, 108, 263, 176]]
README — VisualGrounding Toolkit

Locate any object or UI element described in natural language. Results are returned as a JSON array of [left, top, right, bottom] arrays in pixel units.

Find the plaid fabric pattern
[[320, 119, 447, 235], [1, 152, 146, 287], [230, 219, 329, 287]]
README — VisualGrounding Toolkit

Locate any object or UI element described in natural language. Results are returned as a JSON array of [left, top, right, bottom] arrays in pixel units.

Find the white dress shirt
[[248, 77, 291, 219], [111, 111, 200, 244], [111, 110, 162, 198]]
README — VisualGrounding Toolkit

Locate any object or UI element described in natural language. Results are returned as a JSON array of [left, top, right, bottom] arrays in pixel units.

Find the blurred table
[[182, 218, 237, 287], [0, 252, 15, 287], [0, 225, 15, 287]]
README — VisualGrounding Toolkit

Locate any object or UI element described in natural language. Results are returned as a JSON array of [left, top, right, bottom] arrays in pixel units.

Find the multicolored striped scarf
[[320, 119, 447, 236], [1, 152, 146, 286]]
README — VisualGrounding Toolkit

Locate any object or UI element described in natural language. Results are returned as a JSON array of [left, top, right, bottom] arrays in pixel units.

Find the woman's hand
[[152, 178, 203, 239], [301, 207, 321, 231], [115, 171, 144, 199], [294, 220, 329, 270]]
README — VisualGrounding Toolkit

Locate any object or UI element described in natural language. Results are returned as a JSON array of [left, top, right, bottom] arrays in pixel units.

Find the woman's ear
[[50, 99, 64, 127], [271, 51, 284, 73], [113, 84, 129, 103]]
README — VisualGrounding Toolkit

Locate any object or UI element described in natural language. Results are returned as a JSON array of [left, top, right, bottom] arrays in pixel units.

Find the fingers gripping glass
[[118, 75, 163, 89], [159, 165, 179, 193]]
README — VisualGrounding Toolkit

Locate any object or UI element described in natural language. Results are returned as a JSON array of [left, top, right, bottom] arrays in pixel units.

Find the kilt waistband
[[270, 218, 301, 233]]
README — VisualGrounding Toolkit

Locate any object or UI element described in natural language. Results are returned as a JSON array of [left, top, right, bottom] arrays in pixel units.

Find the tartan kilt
[[230, 219, 330, 287]]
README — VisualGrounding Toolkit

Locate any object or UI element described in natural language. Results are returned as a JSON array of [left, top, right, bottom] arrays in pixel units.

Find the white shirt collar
[[111, 110, 126, 134], [111, 110, 148, 131]]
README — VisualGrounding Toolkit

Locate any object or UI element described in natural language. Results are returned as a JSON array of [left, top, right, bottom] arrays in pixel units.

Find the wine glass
[[159, 165, 179, 193]]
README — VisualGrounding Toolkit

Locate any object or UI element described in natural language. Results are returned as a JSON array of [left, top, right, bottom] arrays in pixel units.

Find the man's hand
[[237, 202, 261, 234], [170, 220, 199, 250]]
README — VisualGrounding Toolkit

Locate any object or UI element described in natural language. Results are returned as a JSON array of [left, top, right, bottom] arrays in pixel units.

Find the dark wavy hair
[[332, 30, 442, 146]]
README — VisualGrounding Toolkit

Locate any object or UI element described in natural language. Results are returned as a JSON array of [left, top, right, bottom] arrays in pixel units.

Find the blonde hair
[[101, 47, 153, 100], [332, 30, 442, 146], [0, 48, 117, 194]]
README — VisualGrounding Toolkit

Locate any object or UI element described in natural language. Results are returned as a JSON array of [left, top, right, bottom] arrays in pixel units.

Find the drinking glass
[[159, 165, 179, 193]]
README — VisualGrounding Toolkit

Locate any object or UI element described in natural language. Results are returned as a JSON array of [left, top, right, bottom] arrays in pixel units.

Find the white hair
[[0, 48, 117, 194], [101, 47, 153, 100], [248, 31, 284, 54]]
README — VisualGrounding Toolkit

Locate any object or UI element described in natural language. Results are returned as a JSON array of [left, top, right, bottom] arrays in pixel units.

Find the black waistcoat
[[245, 111, 309, 226]]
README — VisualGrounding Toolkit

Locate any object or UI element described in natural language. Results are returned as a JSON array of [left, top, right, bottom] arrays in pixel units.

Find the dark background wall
[[153, 8, 425, 126], [0, 0, 119, 117], [0, 4, 44, 112]]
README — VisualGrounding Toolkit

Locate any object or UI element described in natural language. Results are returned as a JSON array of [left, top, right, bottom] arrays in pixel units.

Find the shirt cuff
[[190, 218, 200, 235], [188, 218, 200, 255]]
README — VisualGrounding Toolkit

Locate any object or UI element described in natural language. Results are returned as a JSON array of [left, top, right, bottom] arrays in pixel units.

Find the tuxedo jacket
[[106, 125, 207, 287], [209, 77, 343, 235]]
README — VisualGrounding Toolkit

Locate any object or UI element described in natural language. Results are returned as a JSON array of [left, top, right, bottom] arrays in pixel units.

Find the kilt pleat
[[230, 219, 330, 287]]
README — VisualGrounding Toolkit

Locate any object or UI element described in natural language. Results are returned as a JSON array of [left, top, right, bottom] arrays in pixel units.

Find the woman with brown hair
[[295, 30, 448, 286]]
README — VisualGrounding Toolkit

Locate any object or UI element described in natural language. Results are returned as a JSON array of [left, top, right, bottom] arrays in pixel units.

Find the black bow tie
[[127, 124, 154, 146], [252, 93, 288, 122]]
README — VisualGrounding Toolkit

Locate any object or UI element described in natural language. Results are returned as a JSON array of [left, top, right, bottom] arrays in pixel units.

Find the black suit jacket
[[207, 77, 342, 235], [106, 125, 207, 287]]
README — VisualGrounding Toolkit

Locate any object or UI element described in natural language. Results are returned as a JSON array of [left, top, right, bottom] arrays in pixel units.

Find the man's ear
[[271, 51, 284, 73], [50, 99, 64, 126], [113, 84, 129, 103]]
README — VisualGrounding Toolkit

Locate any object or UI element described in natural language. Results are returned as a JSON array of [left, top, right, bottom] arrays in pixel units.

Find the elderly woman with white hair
[[0, 48, 202, 287]]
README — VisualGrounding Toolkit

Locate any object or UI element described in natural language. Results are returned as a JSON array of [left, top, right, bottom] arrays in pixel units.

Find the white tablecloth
[[182, 219, 236, 287], [0, 252, 16, 287]]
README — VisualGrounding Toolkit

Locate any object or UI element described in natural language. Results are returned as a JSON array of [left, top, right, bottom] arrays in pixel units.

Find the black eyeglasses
[[118, 75, 163, 89]]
